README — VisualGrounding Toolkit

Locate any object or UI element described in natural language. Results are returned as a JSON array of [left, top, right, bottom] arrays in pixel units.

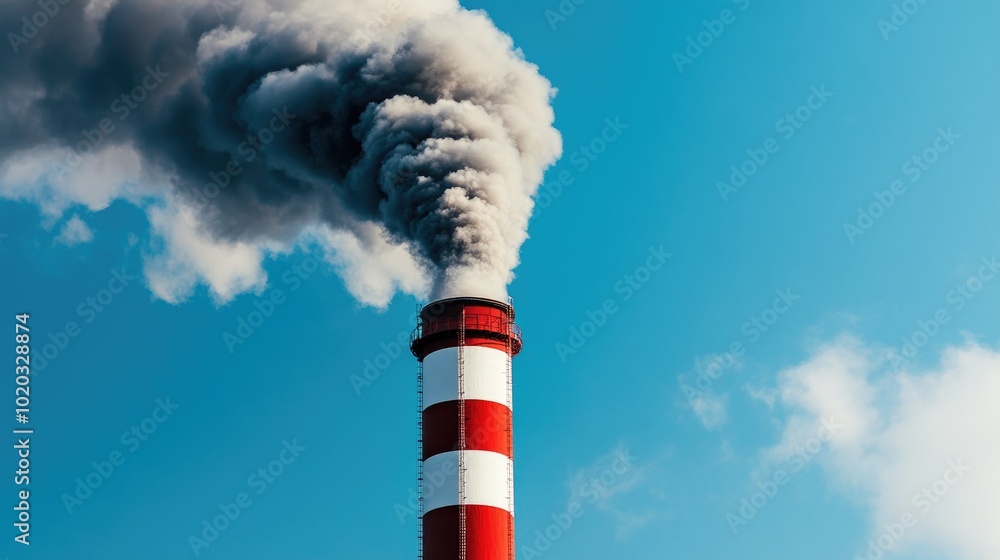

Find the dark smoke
[[0, 0, 561, 303]]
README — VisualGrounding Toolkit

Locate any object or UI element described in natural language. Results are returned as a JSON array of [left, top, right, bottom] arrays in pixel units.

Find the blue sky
[[2, 1, 1000, 559]]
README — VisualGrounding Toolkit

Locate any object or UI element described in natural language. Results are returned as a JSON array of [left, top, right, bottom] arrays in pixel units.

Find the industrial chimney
[[410, 297, 522, 560]]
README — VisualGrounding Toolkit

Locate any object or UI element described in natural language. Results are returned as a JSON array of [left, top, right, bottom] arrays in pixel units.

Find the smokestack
[[411, 297, 522, 559]]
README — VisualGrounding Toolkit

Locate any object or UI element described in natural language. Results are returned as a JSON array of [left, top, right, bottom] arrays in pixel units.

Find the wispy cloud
[[759, 335, 1000, 559], [690, 391, 728, 430], [678, 351, 745, 430], [565, 444, 655, 539], [55, 215, 94, 246]]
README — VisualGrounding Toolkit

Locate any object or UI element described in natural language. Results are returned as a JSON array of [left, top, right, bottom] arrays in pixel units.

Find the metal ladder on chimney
[[417, 357, 424, 560], [505, 319, 515, 560], [458, 309, 467, 560]]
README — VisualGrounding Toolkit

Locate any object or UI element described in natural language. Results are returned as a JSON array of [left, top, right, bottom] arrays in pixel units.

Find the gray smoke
[[0, 0, 561, 303]]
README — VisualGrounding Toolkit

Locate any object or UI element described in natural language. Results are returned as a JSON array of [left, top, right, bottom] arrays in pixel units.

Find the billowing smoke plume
[[0, 0, 561, 305]]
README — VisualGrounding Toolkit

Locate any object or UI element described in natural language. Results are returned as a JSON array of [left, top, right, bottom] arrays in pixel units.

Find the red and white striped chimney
[[411, 297, 522, 560]]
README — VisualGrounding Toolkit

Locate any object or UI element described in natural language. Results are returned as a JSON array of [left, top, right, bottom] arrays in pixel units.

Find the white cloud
[[745, 384, 778, 409], [55, 215, 95, 246], [764, 335, 1000, 560], [691, 391, 728, 430]]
